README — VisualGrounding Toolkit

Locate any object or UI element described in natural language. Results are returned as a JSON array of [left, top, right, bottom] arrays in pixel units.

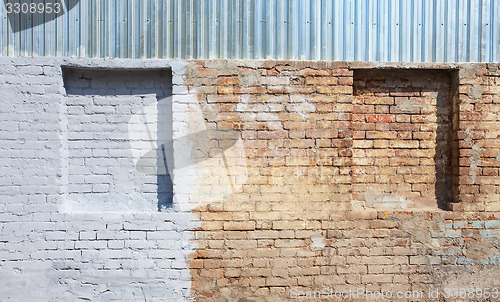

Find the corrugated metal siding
[[0, 0, 499, 62]]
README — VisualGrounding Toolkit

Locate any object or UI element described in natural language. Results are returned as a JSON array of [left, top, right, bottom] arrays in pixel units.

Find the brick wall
[[183, 60, 500, 301], [456, 65, 500, 211], [0, 58, 197, 301], [0, 58, 499, 301]]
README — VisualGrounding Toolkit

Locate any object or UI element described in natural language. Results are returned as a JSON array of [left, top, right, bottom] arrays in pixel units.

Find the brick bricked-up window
[[352, 69, 459, 210]]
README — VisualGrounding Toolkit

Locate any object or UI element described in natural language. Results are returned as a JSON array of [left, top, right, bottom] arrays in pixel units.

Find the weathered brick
[[223, 221, 255, 231], [4, 58, 500, 302]]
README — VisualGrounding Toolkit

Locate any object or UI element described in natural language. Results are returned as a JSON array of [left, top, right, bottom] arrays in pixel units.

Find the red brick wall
[[182, 61, 500, 301]]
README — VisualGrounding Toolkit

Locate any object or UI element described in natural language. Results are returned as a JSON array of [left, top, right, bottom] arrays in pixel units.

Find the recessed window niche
[[62, 67, 173, 212]]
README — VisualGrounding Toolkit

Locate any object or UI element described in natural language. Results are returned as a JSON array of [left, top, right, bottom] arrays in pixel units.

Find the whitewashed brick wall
[[0, 57, 197, 301]]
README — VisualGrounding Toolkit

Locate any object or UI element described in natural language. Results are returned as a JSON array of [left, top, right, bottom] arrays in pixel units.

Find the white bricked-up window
[[62, 68, 173, 212]]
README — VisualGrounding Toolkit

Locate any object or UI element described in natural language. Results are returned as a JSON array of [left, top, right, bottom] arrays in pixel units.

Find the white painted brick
[[25, 75, 60, 85], [125, 240, 157, 249], [45, 231, 77, 241], [16, 66, 44, 75], [171, 259, 188, 269], [107, 240, 125, 249], [157, 239, 182, 250], [2, 251, 27, 260], [172, 85, 189, 94], [80, 231, 99, 241], [102, 259, 122, 269], [137, 259, 156, 269], [123, 221, 156, 231], [156, 259, 173, 268], [43, 66, 61, 76], [129, 231, 147, 240], [0, 57, 195, 301], [75, 240, 107, 250]]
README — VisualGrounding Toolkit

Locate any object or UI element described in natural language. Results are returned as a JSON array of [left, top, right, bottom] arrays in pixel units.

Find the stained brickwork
[[0, 58, 499, 301], [455, 65, 500, 212], [183, 61, 500, 301]]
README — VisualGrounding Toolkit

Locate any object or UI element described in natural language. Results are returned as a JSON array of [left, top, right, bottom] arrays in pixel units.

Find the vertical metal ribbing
[[420, 0, 427, 62], [479, 0, 488, 62], [275, 0, 283, 60], [32, 0, 40, 55], [365, 0, 371, 61], [173, 0, 180, 59], [457, 0, 466, 61], [137, 0, 143, 58], [253, 0, 261, 59], [466, 0, 473, 61], [230, 0, 238, 59], [195, 0, 201, 59], [353, 0, 361, 61], [194, 0, 201, 59], [415, 0, 421, 62], [0, 0, 498, 61], [241, 0, 251, 59], [287, 0, 296, 59], [149, 0, 155, 58], [0, 2, 5, 55], [100, 0, 105, 57], [448, 0, 458, 62], [309, 0, 317, 60], [218, 0, 225, 59], [301, 0, 309, 59], [492, 0, 499, 61], [385, 0, 392, 61], [79, 0, 85, 57], [374, 0, 380, 61], [185, 0, 193, 59], [126, 0, 132, 58], [207, 0, 214, 58], [108, 0, 115, 58], [324, 0, 332, 60], [434, 0, 443, 62], [402, 0, 408, 61]]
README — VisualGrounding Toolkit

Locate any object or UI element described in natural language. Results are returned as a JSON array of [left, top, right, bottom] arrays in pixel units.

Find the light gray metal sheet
[[0, 0, 498, 62]]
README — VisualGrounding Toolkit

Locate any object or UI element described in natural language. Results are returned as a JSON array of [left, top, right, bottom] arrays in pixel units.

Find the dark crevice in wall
[[449, 70, 461, 209]]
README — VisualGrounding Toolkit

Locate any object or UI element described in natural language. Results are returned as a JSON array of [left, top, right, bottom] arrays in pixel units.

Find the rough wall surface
[[184, 60, 500, 301], [0, 57, 499, 301], [0, 58, 197, 301]]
